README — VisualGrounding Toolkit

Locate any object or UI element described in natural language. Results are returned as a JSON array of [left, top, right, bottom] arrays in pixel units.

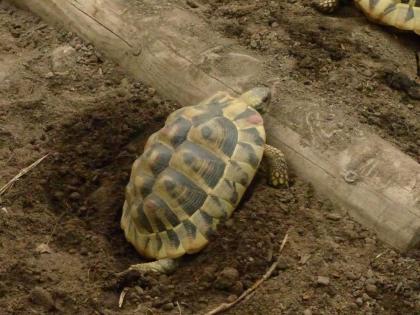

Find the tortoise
[[315, 0, 420, 35], [120, 87, 288, 274]]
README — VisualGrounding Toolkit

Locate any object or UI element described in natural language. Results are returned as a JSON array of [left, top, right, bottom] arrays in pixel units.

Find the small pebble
[[326, 213, 341, 221], [51, 45, 76, 73], [226, 295, 237, 303], [126, 144, 138, 153], [356, 297, 364, 306], [35, 243, 52, 254], [345, 271, 359, 280], [147, 87, 156, 96], [29, 287, 55, 310], [134, 286, 144, 295], [214, 267, 239, 290], [276, 257, 290, 270], [366, 277, 376, 285], [302, 291, 312, 301], [348, 302, 358, 310], [186, 0, 199, 8], [69, 192, 81, 201], [365, 284, 378, 297], [303, 309, 312, 315], [201, 266, 217, 282], [230, 281, 244, 295], [161, 302, 174, 311], [316, 276, 330, 286], [362, 293, 370, 301], [45, 72, 54, 78]]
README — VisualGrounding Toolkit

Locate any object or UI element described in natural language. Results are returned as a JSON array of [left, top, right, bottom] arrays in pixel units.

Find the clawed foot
[[116, 258, 179, 278], [263, 144, 289, 189], [113, 258, 179, 288], [267, 168, 289, 188]]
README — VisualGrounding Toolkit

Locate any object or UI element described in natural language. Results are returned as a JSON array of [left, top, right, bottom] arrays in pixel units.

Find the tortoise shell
[[121, 90, 266, 260], [317, 0, 420, 35], [355, 0, 420, 35]]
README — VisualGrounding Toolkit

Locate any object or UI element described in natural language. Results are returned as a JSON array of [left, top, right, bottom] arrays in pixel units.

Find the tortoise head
[[238, 86, 271, 114]]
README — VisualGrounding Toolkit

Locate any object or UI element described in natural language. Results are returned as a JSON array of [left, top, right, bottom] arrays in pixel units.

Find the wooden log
[[8, 0, 420, 252]]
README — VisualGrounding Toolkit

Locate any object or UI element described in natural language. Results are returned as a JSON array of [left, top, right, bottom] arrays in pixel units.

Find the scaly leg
[[315, 0, 339, 13], [263, 144, 289, 188], [117, 258, 179, 276]]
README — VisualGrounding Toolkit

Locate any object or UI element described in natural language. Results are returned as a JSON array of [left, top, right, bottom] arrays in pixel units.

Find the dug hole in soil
[[0, 1, 419, 315]]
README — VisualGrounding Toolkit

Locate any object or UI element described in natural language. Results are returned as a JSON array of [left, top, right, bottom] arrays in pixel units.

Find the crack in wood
[[67, 0, 239, 94], [153, 38, 240, 95], [67, 0, 134, 49]]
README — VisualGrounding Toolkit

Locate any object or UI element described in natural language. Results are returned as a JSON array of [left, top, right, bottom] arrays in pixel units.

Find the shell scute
[[171, 140, 226, 189], [160, 116, 192, 148], [188, 116, 239, 158], [161, 168, 208, 216]]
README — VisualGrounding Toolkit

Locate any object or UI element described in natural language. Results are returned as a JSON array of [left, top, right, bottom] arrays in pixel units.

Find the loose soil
[[0, 1, 419, 315]]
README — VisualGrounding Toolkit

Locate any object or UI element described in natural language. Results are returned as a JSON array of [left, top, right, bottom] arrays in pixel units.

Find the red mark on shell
[[247, 113, 263, 125], [161, 125, 171, 134], [144, 198, 157, 210], [162, 124, 177, 136]]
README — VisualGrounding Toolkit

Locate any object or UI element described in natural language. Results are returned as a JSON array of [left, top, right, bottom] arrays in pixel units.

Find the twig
[[374, 249, 389, 260], [46, 212, 65, 245], [118, 287, 129, 308], [176, 301, 183, 314], [0, 153, 50, 197], [204, 230, 290, 315]]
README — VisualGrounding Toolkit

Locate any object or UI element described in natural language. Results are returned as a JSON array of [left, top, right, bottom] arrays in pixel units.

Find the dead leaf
[[35, 243, 53, 254], [299, 254, 311, 265]]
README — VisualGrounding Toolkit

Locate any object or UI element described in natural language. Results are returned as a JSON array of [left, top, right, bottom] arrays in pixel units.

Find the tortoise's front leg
[[263, 144, 289, 188], [117, 258, 179, 277]]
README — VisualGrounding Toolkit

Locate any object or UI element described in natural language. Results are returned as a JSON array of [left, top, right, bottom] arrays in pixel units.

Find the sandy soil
[[0, 1, 419, 315]]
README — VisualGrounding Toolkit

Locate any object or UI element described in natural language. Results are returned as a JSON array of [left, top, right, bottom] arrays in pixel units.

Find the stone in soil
[[29, 287, 55, 310], [316, 276, 330, 286], [214, 267, 240, 290], [50, 45, 76, 74], [365, 283, 378, 297]]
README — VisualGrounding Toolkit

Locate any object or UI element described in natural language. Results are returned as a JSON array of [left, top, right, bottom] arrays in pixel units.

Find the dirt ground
[[0, 1, 419, 315]]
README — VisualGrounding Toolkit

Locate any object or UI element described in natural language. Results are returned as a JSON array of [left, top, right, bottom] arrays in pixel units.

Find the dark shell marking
[[145, 143, 172, 175], [178, 141, 226, 188], [354, 0, 420, 34], [121, 94, 266, 259], [164, 117, 192, 148]]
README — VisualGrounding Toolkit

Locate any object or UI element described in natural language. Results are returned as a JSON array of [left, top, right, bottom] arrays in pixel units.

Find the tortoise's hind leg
[[118, 258, 179, 276], [315, 0, 339, 13], [263, 144, 289, 188]]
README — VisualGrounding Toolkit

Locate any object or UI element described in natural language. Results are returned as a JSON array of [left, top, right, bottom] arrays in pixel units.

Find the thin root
[[0, 153, 50, 197], [176, 301, 183, 314], [203, 230, 290, 315]]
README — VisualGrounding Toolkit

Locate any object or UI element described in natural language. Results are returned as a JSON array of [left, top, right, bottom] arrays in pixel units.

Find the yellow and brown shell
[[316, 0, 420, 35], [355, 0, 420, 35], [121, 89, 267, 260]]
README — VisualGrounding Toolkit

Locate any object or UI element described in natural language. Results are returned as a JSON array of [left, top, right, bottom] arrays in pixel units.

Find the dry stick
[[176, 301, 183, 315], [0, 153, 50, 196], [204, 230, 290, 315]]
